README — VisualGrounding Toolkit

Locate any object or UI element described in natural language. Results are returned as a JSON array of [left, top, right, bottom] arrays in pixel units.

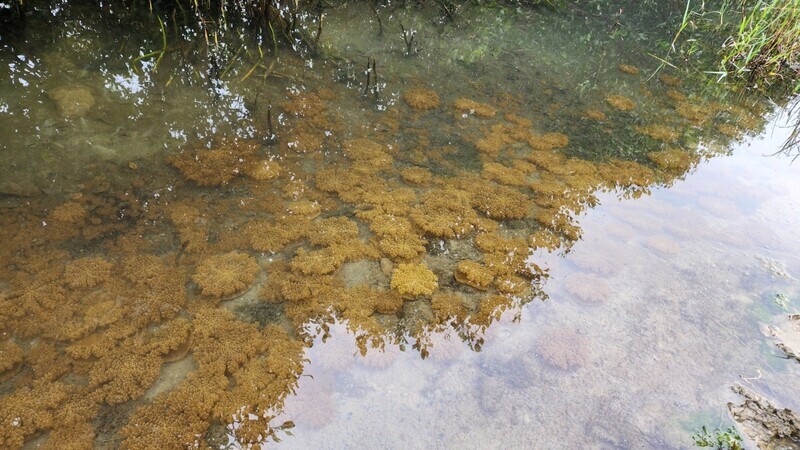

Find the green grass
[[721, 0, 800, 92], [692, 425, 743, 450], [667, 0, 800, 93]]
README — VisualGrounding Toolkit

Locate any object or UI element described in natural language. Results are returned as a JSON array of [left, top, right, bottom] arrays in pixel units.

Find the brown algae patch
[[606, 95, 636, 111], [64, 256, 113, 289], [244, 159, 282, 181], [454, 260, 494, 290], [528, 132, 569, 151], [659, 73, 682, 87], [618, 64, 640, 75], [410, 188, 478, 239], [51, 201, 88, 223], [403, 88, 441, 110], [400, 166, 434, 185], [647, 148, 697, 172], [169, 137, 261, 186], [584, 109, 607, 121], [454, 98, 497, 118], [390, 263, 438, 297], [0, 341, 23, 374], [716, 123, 740, 137], [637, 124, 679, 142], [192, 252, 260, 298]]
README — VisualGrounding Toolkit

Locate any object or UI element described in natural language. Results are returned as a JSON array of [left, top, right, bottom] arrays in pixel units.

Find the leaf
[[277, 420, 295, 430]]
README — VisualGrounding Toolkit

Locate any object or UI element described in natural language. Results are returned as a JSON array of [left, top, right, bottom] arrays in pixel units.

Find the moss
[[192, 252, 259, 298], [390, 263, 438, 297], [403, 88, 441, 110]]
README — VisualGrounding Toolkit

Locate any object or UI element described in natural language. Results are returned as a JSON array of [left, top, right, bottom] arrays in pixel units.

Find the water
[[0, 1, 799, 448]]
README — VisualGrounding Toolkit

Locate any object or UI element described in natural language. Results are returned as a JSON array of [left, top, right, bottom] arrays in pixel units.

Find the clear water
[[0, 1, 798, 448]]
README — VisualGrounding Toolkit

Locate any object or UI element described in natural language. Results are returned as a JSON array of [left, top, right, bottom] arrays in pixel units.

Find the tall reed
[[720, 0, 800, 92]]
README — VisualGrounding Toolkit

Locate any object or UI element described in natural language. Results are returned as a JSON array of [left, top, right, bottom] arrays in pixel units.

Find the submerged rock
[[0, 180, 41, 197], [535, 327, 590, 371], [48, 84, 95, 118]]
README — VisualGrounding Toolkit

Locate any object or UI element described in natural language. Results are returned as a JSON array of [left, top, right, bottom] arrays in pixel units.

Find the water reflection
[[270, 117, 800, 449], [0, 1, 797, 449]]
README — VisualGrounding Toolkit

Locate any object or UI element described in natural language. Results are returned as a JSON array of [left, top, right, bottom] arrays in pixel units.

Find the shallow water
[[0, 1, 799, 449]]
